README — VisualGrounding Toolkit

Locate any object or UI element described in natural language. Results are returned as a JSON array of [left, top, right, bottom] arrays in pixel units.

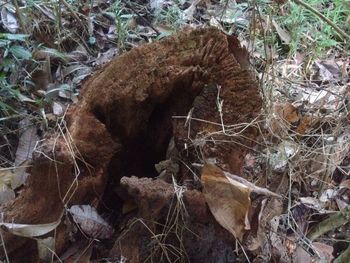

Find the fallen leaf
[[308, 130, 350, 182], [201, 163, 251, 240], [272, 19, 291, 44], [181, 0, 201, 21], [15, 119, 38, 166], [269, 215, 290, 261], [150, 0, 167, 11], [296, 85, 346, 111], [0, 169, 13, 186], [315, 60, 340, 82], [52, 102, 64, 116], [0, 169, 15, 204], [293, 242, 334, 263], [335, 198, 348, 210], [0, 187, 15, 204], [37, 237, 55, 262], [0, 213, 62, 237], [319, 189, 336, 203], [293, 246, 310, 263], [274, 102, 299, 125], [332, 131, 350, 169], [313, 242, 334, 262], [12, 119, 38, 188], [31, 69, 49, 90], [299, 197, 326, 213], [69, 205, 114, 239], [93, 48, 118, 67], [9, 45, 32, 60], [296, 115, 313, 135], [269, 140, 298, 172]]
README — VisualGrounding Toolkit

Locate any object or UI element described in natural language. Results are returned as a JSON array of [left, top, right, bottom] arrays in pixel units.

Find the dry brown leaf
[[201, 163, 251, 240], [296, 115, 313, 135], [275, 102, 299, 124], [271, 102, 300, 135]]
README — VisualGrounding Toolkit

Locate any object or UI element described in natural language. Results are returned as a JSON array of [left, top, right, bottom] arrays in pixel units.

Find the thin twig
[[13, 0, 27, 34]]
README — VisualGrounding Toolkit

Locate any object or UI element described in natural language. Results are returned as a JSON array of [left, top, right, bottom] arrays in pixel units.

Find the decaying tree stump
[[0, 27, 262, 262]]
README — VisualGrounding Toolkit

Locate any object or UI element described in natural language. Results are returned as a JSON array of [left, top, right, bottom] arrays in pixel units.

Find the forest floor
[[0, 0, 349, 262]]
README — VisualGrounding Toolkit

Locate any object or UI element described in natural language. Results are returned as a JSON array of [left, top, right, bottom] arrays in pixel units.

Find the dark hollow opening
[[98, 80, 202, 214]]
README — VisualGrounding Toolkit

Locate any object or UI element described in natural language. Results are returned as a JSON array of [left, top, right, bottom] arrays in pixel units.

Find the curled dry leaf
[[69, 205, 114, 239], [201, 163, 251, 240], [0, 213, 62, 237]]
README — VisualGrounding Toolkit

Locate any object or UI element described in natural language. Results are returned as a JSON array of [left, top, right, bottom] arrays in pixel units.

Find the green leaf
[[9, 45, 32, 60], [0, 101, 16, 114], [0, 33, 28, 41], [36, 47, 68, 62], [0, 39, 10, 47], [0, 58, 15, 72]]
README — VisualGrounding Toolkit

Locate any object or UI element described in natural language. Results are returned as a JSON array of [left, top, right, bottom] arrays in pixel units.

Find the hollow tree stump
[[0, 27, 262, 261]]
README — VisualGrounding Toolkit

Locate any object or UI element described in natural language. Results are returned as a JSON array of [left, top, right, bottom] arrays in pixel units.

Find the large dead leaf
[[201, 163, 251, 240], [0, 214, 62, 237]]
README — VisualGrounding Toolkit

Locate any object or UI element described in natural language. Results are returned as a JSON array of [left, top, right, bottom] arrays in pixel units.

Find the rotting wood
[[0, 27, 263, 262]]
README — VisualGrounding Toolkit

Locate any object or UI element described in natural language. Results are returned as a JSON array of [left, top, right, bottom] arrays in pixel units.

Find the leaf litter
[[0, 0, 349, 262]]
